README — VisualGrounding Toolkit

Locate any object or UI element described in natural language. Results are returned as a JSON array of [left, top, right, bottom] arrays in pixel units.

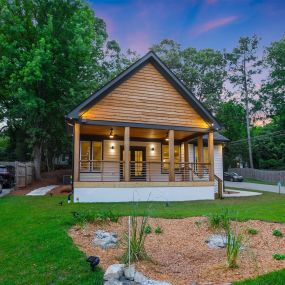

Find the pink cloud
[[124, 31, 151, 54], [191, 15, 239, 35]]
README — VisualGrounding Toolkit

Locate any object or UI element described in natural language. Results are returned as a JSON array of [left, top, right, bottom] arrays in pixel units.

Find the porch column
[[208, 131, 214, 181], [197, 135, 203, 177], [183, 142, 189, 181], [169, 130, 175, 182], [124, 126, 130, 182], [73, 122, 80, 182]]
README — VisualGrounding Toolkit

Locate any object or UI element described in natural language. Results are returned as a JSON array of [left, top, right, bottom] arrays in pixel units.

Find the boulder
[[93, 230, 118, 249], [104, 264, 125, 281], [206, 234, 227, 249], [124, 265, 136, 280], [134, 272, 149, 284]]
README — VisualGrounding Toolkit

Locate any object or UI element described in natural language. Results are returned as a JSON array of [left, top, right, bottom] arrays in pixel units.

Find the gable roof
[[66, 51, 221, 129]]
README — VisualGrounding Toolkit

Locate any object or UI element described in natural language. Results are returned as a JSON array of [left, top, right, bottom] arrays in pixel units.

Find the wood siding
[[82, 63, 209, 129]]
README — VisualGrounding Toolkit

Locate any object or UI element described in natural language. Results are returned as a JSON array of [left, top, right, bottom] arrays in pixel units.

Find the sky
[[88, 0, 285, 55]]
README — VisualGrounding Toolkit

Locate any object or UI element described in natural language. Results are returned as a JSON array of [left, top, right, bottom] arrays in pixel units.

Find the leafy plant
[[247, 228, 258, 235], [226, 229, 243, 268], [71, 211, 95, 228], [122, 215, 149, 263], [208, 208, 231, 231], [155, 225, 162, 234], [96, 210, 119, 223], [273, 229, 283, 237], [273, 254, 285, 260], [144, 225, 152, 234]]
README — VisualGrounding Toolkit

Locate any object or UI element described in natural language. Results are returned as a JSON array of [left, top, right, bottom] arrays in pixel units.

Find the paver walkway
[[26, 185, 58, 196], [0, 188, 12, 198], [223, 189, 262, 198], [225, 181, 285, 194]]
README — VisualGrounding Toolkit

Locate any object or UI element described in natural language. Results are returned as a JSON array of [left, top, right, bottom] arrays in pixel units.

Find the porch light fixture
[[151, 147, 155, 151], [111, 145, 115, 150], [109, 128, 114, 139], [165, 132, 169, 141]]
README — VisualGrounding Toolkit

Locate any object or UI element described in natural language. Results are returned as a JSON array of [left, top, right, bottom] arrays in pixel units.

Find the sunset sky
[[89, 0, 285, 54]]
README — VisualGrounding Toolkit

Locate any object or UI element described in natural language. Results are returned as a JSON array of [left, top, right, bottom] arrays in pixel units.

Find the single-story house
[[66, 51, 229, 203]]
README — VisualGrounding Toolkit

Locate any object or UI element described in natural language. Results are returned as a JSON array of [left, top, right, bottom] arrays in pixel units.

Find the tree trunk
[[243, 56, 254, 168], [33, 144, 42, 180]]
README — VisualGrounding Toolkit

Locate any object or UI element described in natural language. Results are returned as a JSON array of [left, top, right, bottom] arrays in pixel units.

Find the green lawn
[[244, 177, 278, 185], [1, 192, 285, 285]]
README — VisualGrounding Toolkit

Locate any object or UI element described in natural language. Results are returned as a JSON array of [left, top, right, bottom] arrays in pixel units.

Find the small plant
[[144, 225, 152, 234], [208, 208, 231, 231], [96, 210, 119, 223], [247, 228, 258, 235], [273, 229, 283, 237], [226, 229, 243, 268], [71, 211, 95, 228], [155, 225, 162, 234], [273, 254, 285, 260], [122, 215, 149, 263]]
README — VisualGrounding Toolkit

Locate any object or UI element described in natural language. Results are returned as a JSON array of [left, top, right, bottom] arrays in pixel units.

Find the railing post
[[124, 127, 130, 182], [169, 130, 175, 182], [208, 131, 214, 181], [73, 123, 80, 182], [197, 135, 203, 177]]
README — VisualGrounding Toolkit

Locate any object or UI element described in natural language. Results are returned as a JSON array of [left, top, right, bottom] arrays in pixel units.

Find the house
[[66, 52, 229, 203]]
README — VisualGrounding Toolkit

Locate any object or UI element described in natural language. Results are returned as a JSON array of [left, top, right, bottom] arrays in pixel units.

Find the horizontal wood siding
[[82, 63, 209, 129]]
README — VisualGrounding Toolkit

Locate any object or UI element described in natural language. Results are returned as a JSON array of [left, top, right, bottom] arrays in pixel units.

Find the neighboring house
[[66, 52, 229, 203]]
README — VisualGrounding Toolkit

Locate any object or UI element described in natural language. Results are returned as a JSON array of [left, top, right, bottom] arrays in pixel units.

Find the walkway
[[225, 181, 285, 194], [223, 189, 262, 198], [0, 188, 12, 198], [26, 185, 58, 196]]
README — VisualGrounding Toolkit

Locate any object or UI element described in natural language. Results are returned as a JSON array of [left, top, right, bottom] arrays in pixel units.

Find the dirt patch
[[10, 169, 71, 196], [69, 217, 285, 285]]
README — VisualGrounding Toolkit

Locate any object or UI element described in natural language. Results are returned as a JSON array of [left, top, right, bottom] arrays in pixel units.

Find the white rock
[[104, 280, 123, 285], [104, 264, 125, 281], [145, 280, 172, 285], [124, 265, 136, 280], [134, 271, 148, 284], [94, 230, 118, 249], [206, 234, 227, 249]]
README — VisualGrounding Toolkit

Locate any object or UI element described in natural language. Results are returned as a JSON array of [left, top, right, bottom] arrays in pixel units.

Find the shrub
[[122, 215, 149, 263], [226, 229, 243, 268], [273, 229, 283, 237], [273, 254, 285, 260], [247, 228, 258, 235], [96, 210, 119, 223], [208, 208, 231, 231], [155, 225, 162, 234], [71, 211, 95, 228], [144, 225, 152, 234]]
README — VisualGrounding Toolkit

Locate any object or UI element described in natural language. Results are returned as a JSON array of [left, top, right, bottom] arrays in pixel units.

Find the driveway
[[225, 181, 285, 194], [0, 188, 13, 198]]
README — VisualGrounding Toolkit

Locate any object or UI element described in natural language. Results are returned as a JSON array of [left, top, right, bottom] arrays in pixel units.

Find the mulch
[[69, 217, 285, 285]]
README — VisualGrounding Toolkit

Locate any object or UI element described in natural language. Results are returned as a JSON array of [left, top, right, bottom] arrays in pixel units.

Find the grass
[[244, 177, 278, 185], [1, 191, 285, 284]]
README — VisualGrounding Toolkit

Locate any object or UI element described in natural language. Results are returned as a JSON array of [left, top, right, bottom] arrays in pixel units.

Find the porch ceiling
[[80, 124, 195, 141]]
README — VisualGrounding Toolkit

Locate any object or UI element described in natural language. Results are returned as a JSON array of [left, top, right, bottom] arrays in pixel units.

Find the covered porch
[[73, 122, 215, 186]]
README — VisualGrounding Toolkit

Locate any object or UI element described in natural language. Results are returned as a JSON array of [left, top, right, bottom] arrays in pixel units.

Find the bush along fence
[[229, 168, 285, 184], [0, 161, 34, 189]]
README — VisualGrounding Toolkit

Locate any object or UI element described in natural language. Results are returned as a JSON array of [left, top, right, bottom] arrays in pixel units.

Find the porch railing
[[79, 160, 211, 182]]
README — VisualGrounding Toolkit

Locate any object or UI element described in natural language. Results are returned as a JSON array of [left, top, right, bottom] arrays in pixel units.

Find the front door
[[120, 146, 146, 181]]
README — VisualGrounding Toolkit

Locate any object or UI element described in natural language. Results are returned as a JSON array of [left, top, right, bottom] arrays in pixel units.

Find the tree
[[151, 39, 227, 112], [227, 35, 262, 168], [216, 101, 248, 169], [0, 0, 107, 179], [263, 35, 285, 129]]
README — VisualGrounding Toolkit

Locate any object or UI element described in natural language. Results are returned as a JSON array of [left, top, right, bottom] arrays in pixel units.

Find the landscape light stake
[[128, 215, 131, 268]]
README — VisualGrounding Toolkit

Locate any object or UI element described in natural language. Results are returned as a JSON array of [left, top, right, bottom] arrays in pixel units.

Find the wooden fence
[[229, 168, 285, 184], [0, 161, 34, 188]]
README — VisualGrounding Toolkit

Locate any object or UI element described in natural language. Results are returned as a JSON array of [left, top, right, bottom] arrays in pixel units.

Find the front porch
[[72, 123, 217, 202]]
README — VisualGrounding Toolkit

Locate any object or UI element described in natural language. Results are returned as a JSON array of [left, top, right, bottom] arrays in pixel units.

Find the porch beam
[[73, 123, 80, 182], [124, 126, 130, 182], [208, 131, 214, 181], [169, 130, 175, 182]]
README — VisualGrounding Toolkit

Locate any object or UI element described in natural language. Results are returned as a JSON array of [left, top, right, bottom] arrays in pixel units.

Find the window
[[162, 144, 181, 172], [80, 141, 102, 172], [194, 146, 208, 163]]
